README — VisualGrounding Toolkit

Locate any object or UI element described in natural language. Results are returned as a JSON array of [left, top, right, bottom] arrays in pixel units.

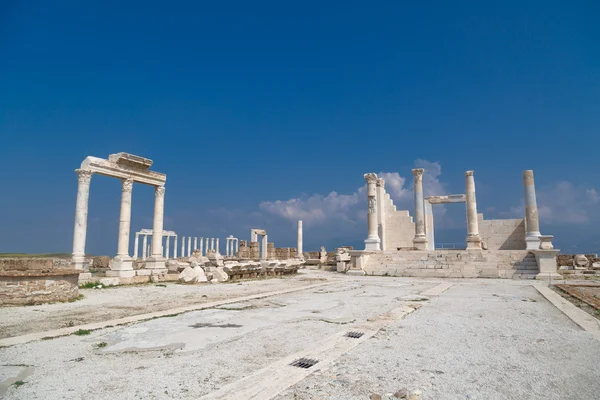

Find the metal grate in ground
[[289, 358, 319, 369]]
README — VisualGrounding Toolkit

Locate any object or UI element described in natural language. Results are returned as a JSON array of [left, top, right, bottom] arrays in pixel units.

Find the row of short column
[[133, 233, 178, 260], [225, 236, 239, 256], [178, 237, 221, 257]]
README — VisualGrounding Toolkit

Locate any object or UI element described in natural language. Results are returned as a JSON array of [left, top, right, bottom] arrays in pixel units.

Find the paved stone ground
[[0, 274, 330, 339], [1, 271, 599, 399]]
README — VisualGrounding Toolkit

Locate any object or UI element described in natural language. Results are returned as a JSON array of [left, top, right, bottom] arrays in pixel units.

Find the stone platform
[[349, 250, 543, 279]]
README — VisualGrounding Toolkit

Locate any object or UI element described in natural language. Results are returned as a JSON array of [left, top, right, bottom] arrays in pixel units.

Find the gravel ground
[[276, 280, 600, 400], [0, 273, 334, 339], [0, 276, 434, 399]]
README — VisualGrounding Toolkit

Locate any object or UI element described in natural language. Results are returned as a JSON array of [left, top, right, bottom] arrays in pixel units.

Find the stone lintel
[[80, 156, 166, 186], [108, 152, 153, 169], [425, 194, 466, 204]]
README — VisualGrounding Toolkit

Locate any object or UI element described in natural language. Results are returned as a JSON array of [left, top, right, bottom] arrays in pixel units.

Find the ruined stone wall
[[237, 241, 250, 259], [267, 243, 275, 259], [358, 250, 533, 278], [248, 242, 260, 259], [478, 214, 526, 250], [0, 258, 70, 271], [557, 254, 599, 267], [0, 271, 79, 306], [384, 209, 415, 250]]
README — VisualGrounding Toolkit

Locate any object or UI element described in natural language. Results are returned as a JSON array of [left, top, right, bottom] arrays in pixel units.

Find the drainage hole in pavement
[[345, 331, 365, 339], [290, 358, 319, 369]]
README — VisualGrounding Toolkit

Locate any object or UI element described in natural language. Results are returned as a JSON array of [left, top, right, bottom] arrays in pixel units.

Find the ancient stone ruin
[[347, 169, 561, 280]]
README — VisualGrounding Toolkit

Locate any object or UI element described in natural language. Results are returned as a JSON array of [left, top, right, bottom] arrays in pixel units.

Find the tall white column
[[261, 235, 268, 259], [112, 178, 134, 273], [165, 235, 170, 259], [142, 234, 148, 260], [364, 173, 381, 251], [146, 185, 166, 269], [199, 237, 203, 255], [174, 235, 178, 258], [523, 170, 541, 250], [236, 238, 239, 253], [226, 238, 230, 256], [211, 238, 215, 251], [72, 169, 93, 270], [376, 178, 386, 250], [205, 237, 209, 253], [181, 236, 185, 258], [251, 230, 257, 242], [133, 233, 139, 260], [425, 200, 435, 250], [216, 238, 220, 254], [465, 171, 482, 250], [297, 220, 303, 256], [187, 237, 192, 257], [412, 169, 428, 250], [193, 237, 197, 252]]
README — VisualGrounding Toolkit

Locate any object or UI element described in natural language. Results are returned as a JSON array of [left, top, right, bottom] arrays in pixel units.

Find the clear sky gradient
[[1, 1, 599, 255]]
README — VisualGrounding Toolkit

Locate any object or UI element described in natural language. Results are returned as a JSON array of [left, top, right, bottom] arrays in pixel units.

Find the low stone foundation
[[349, 250, 540, 279], [0, 269, 80, 306]]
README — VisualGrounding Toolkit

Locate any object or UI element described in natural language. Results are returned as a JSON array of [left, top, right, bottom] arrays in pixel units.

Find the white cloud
[[259, 160, 448, 230], [496, 181, 599, 225]]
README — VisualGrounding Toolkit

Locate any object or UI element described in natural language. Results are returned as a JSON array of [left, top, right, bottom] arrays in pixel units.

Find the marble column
[[112, 178, 134, 273], [364, 173, 382, 251], [142, 234, 148, 260], [297, 220, 303, 255], [236, 238, 239, 253], [523, 170, 542, 250], [72, 169, 93, 270], [165, 235, 170, 259], [376, 178, 387, 251], [205, 237, 209, 253], [261, 235, 268, 259], [146, 186, 166, 269], [133, 233, 139, 260], [211, 238, 215, 251], [181, 236, 185, 258], [174, 236, 178, 258], [425, 200, 435, 250], [465, 171, 482, 250], [226, 238, 230, 256], [193, 237, 197, 252], [187, 237, 192, 257], [216, 238, 220, 254], [199, 237, 203, 256], [411, 169, 428, 250]]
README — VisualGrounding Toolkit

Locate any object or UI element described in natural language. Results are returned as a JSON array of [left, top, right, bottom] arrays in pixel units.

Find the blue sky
[[1, 0, 599, 255]]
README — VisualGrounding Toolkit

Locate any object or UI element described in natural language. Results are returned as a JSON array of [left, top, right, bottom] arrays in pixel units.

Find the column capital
[[75, 169, 93, 184], [155, 185, 165, 198], [411, 168, 424, 178], [376, 178, 385, 188], [122, 178, 134, 192], [364, 173, 378, 184], [465, 170, 474, 177]]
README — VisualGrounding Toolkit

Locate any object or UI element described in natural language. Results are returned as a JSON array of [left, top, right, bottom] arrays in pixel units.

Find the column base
[[106, 270, 136, 278], [532, 249, 561, 281], [71, 256, 90, 271], [525, 236, 541, 250], [412, 237, 428, 250], [466, 235, 482, 250], [364, 237, 381, 251], [145, 256, 167, 271], [111, 256, 133, 271]]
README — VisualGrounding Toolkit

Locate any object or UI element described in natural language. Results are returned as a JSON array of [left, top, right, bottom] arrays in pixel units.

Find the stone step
[[512, 272, 538, 280]]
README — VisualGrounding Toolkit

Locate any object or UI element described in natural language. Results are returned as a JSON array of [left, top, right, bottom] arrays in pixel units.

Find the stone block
[[99, 277, 120, 287]]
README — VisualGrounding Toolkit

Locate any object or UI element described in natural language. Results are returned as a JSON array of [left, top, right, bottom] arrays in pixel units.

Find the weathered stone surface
[[212, 267, 229, 283], [178, 266, 207, 283], [574, 254, 590, 269], [0, 271, 79, 306]]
